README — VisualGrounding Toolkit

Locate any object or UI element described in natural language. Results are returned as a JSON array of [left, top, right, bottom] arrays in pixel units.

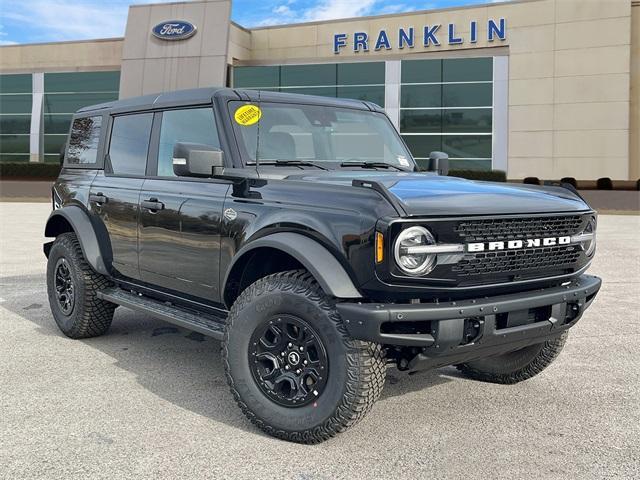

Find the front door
[[89, 111, 154, 281], [137, 106, 230, 303]]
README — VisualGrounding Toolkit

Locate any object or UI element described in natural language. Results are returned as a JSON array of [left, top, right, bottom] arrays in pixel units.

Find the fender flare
[[224, 232, 363, 300], [44, 206, 110, 276]]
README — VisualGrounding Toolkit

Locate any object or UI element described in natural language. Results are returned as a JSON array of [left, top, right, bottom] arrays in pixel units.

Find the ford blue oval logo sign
[[152, 20, 197, 41]]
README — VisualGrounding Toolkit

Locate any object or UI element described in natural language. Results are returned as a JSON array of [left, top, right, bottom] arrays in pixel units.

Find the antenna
[[255, 90, 261, 171]]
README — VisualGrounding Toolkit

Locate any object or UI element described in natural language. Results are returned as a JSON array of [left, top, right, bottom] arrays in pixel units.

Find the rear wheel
[[223, 270, 386, 443], [46, 232, 115, 339], [456, 332, 568, 384]]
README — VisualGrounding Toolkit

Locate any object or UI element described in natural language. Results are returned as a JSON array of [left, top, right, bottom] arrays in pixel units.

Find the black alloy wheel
[[54, 257, 75, 315], [249, 315, 328, 407]]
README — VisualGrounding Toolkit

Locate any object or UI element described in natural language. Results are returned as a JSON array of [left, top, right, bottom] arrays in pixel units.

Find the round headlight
[[394, 226, 437, 276], [583, 217, 597, 256]]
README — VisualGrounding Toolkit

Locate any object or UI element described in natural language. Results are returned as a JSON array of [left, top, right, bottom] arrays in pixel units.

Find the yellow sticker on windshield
[[234, 104, 262, 126]]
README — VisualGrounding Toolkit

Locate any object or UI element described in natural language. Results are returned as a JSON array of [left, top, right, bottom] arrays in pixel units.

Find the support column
[[29, 72, 44, 163], [492, 56, 509, 173], [384, 60, 401, 131]]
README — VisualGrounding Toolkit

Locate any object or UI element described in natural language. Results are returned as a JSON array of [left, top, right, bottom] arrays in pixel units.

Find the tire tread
[[456, 332, 568, 384], [48, 233, 115, 339], [222, 270, 385, 444]]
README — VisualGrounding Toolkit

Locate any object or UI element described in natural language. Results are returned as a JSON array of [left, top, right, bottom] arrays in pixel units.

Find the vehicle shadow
[[2, 273, 457, 437]]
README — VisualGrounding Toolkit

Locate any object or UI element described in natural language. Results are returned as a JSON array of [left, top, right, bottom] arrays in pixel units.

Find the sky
[[0, 0, 506, 46]]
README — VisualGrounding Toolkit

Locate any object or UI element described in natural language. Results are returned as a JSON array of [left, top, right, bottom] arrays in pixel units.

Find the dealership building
[[0, 0, 638, 179]]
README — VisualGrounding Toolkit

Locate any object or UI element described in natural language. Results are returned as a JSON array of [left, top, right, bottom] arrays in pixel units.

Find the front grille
[[452, 245, 582, 276], [454, 215, 583, 242], [451, 215, 587, 279]]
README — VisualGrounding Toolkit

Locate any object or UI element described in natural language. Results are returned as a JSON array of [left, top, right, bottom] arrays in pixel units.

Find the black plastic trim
[[352, 179, 408, 217], [223, 232, 362, 303], [44, 205, 110, 275], [337, 274, 601, 348]]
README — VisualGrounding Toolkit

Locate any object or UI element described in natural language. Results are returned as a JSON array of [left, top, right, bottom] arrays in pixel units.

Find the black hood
[[283, 171, 591, 216]]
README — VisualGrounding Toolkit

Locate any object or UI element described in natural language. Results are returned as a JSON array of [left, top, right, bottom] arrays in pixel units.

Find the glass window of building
[[157, 108, 220, 177], [400, 57, 493, 171], [43, 71, 120, 163], [108, 113, 153, 176], [0, 74, 32, 162], [66, 116, 102, 165], [232, 62, 386, 107]]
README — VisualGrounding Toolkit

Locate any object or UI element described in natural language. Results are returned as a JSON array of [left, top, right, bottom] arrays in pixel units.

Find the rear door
[[89, 112, 153, 281], [138, 106, 230, 303]]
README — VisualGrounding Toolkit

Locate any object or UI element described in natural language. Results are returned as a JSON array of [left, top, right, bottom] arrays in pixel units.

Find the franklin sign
[[152, 20, 197, 41], [333, 18, 506, 54]]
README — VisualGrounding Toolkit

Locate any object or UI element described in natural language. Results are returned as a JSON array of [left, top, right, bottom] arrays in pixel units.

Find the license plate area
[[495, 305, 552, 329]]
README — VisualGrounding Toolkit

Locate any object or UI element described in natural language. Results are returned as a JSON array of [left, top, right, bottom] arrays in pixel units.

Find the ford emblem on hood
[[152, 20, 197, 41]]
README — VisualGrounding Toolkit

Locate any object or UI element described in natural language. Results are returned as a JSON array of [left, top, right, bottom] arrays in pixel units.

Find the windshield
[[228, 101, 415, 170]]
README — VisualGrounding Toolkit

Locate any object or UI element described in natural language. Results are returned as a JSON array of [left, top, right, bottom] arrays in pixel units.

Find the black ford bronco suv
[[44, 88, 601, 443]]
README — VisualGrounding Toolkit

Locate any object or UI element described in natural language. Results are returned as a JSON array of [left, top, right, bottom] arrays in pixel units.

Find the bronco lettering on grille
[[467, 236, 571, 252]]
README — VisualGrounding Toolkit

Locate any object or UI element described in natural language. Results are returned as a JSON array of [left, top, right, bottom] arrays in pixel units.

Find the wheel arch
[[223, 232, 363, 308], [44, 206, 111, 276]]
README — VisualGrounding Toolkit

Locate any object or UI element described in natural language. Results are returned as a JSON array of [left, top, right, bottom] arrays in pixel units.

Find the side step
[[98, 287, 226, 340]]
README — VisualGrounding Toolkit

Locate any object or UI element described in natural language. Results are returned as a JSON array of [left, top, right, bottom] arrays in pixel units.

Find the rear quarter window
[[66, 116, 102, 166]]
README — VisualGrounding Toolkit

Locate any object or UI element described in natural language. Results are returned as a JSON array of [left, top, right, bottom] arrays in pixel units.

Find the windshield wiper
[[340, 161, 405, 171], [252, 160, 329, 171]]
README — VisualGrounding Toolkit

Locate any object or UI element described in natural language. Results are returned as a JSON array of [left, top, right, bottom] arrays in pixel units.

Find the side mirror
[[173, 142, 224, 177], [427, 151, 449, 176]]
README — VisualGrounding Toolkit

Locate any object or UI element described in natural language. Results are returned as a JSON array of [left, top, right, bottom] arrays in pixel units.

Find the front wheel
[[46, 232, 115, 338], [456, 332, 568, 384], [223, 270, 386, 444]]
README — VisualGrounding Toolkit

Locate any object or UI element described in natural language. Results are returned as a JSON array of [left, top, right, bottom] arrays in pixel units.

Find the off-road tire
[[46, 232, 115, 338], [456, 332, 568, 384], [223, 270, 386, 444]]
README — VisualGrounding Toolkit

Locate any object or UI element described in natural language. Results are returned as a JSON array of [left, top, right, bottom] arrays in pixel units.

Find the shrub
[[596, 177, 613, 190], [447, 169, 507, 182], [0, 162, 62, 179], [523, 177, 540, 185]]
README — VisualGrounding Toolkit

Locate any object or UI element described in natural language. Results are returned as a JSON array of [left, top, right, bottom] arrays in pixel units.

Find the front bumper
[[337, 275, 601, 370]]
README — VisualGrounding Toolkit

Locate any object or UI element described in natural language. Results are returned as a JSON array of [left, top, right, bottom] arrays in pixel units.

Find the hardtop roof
[[76, 87, 379, 115]]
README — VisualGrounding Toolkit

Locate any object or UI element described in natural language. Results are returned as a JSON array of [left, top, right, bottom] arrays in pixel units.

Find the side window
[[157, 107, 220, 177], [66, 116, 102, 165], [108, 113, 153, 176]]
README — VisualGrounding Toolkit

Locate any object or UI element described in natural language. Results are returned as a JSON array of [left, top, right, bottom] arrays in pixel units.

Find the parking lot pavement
[[0, 202, 638, 480]]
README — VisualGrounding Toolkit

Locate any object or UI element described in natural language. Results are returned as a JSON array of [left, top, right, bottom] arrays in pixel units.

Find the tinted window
[[66, 116, 102, 165], [233, 66, 280, 88], [401, 59, 442, 84], [44, 71, 120, 93], [232, 62, 386, 107], [399, 56, 494, 169], [443, 58, 493, 82], [157, 108, 220, 177], [0, 74, 32, 93], [280, 64, 336, 87], [337, 62, 385, 85], [108, 113, 153, 175]]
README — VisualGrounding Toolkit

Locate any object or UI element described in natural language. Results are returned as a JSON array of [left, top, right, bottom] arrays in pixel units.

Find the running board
[[98, 287, 226, 340]]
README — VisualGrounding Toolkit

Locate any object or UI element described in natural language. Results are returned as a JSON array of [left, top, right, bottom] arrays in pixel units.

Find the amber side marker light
[[376, 232, 384, 263]]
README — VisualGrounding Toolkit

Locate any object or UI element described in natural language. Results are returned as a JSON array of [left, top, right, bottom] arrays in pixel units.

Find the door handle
[[89, 193, 108, 205], [141, 198, 165, 212]]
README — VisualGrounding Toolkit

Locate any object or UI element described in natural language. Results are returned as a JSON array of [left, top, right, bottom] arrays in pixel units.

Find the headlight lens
[[393, 226, 437, 276], [583, 217, 596, 256]]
